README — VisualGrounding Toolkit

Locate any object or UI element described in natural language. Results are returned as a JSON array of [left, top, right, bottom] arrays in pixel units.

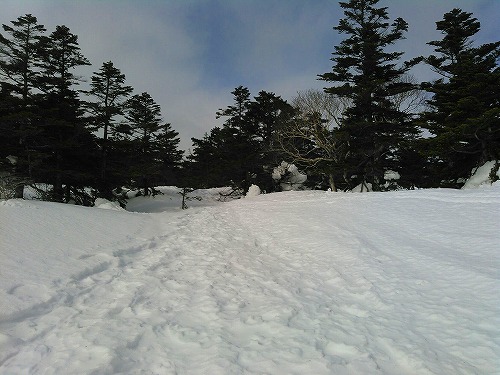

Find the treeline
[[0, 15, 182, 203], [1, 0, 499, 205], [188, 2, 499, 193]]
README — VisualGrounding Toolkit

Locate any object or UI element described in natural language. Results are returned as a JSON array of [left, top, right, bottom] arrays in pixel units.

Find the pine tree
[[0, 14, 46, 102], [420, 8, 500, 185], [83, 61, 133, 197], [319, 0, 418, 190], [188, 86, 293, 192], [0, 14, 47, 181], [215, 86, 260, 192], [246, 91, 295, 191], [123, 92, 181, 195], [153, 123, 183, 186], [248, 91, 295, 156], [35, 25, 95, 202]]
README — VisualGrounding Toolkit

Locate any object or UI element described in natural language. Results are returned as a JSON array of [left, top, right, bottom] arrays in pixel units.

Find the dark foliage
[[419, 8, 500, 186]]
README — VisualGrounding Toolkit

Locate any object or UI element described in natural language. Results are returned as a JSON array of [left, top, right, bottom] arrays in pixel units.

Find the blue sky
[[2, 0, 499, 150]]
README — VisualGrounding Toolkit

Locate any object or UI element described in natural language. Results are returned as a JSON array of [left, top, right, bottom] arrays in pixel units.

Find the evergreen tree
[[83, 61, 133, 198], [248, 91, 295, 157], [186, 127, 229, 189], [153, 123, 183, 186], [35, 25, 95, 202], [319, 0, 418, 190], [216, 86, 252, 131], [189, 126, 260, 192], [247, 91, 295, 191], [0, 14, 46, 102], [0, 84, 26, 197], [215, 86, 261, 192], [0, 85, 21, 162], [420, 8, 500, 185], [123, 92, 181, 195], [0, 14, 47, 182], [188, 86, 293, 192]]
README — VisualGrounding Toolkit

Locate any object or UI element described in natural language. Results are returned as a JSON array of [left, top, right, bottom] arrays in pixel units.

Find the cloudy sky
[[2, 0, 499, 151]]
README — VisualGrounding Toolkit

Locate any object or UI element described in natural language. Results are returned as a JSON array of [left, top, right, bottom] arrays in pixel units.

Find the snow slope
[[0, 186, 499, 374]]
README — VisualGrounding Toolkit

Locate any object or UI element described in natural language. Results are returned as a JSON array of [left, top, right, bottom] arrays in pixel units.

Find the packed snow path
[[0, 188, 499, 374]]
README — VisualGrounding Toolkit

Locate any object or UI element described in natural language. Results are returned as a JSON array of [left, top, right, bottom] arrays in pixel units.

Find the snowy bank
[[462, 160, 500, 189], [0, 186, 499, 374]]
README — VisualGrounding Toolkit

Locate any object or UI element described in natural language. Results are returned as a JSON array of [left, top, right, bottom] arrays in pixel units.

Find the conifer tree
[[215, 86, 260, 192], [154, 123, 183, 185], [84, 61, 133, 197], [35, 25, 94, 202], [247, 91, 295, 190], [123, 92, 181, 195], [0, 14, 46, 102], [216, 86, 252, 129], [189, 86, 293, 192], [420, 8, 500, 185], [0, 14, 47, 181], [248, 91, 295, 155], [187, 127, 230, 189], [319, 0, 418, 190]]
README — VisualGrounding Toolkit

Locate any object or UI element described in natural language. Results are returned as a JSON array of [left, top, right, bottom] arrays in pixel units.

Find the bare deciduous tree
[[276, 89, 350, 191], [391, 74, 427, 116]]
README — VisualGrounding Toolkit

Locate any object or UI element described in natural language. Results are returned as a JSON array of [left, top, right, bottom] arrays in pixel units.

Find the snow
[[462, 160, 499, 189], [351, 181, 373, 192], [384, 170, 400, 181], [93, 198, 125, 211], [272, 161, 307, 191], [1, 185, 499, 374], [245, 184, 261, 197]]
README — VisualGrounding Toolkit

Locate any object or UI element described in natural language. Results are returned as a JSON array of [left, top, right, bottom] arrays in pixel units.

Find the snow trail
[[1, 187, 498, 374]]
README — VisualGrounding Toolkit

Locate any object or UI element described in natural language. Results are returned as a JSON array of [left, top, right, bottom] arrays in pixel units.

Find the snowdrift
[[0, 185, 499, 374]]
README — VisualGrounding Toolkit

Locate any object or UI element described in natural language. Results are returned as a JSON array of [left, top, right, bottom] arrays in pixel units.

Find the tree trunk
[[329, 173, 337, 192], [14, 184, 24, 198]]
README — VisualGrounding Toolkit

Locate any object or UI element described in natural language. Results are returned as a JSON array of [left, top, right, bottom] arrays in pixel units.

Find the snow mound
[[245, 184, 261, 197], [462, 160, 499, 189], [351, 181, 372, 192], [272, 161, 307, 191], [93, 198, 124, 211]]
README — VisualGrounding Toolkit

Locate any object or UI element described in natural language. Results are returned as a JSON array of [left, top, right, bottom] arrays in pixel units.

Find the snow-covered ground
[[0, 183, 499, 374]]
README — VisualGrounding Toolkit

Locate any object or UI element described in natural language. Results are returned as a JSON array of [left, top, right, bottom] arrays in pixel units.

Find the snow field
[[234, 189, 499, 374], [0, 185, 499, 374]]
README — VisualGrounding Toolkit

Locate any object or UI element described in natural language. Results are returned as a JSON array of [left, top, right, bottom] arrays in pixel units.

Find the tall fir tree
[[188, 86, 293, 192], [246, 91, 295, 190], [0, 14, 46, 102], [319, 0, 418, 190], [420, 8, 500, 186], [84, 61, 133, 198], [35, 25, 95, 202], [187, 126, 232, 189], [247, 91, 295, 159], [0, 14, 47, 182], [123, 92, 181, 195], [153, 123, 183, 186], [215, 86, 260, 192]]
